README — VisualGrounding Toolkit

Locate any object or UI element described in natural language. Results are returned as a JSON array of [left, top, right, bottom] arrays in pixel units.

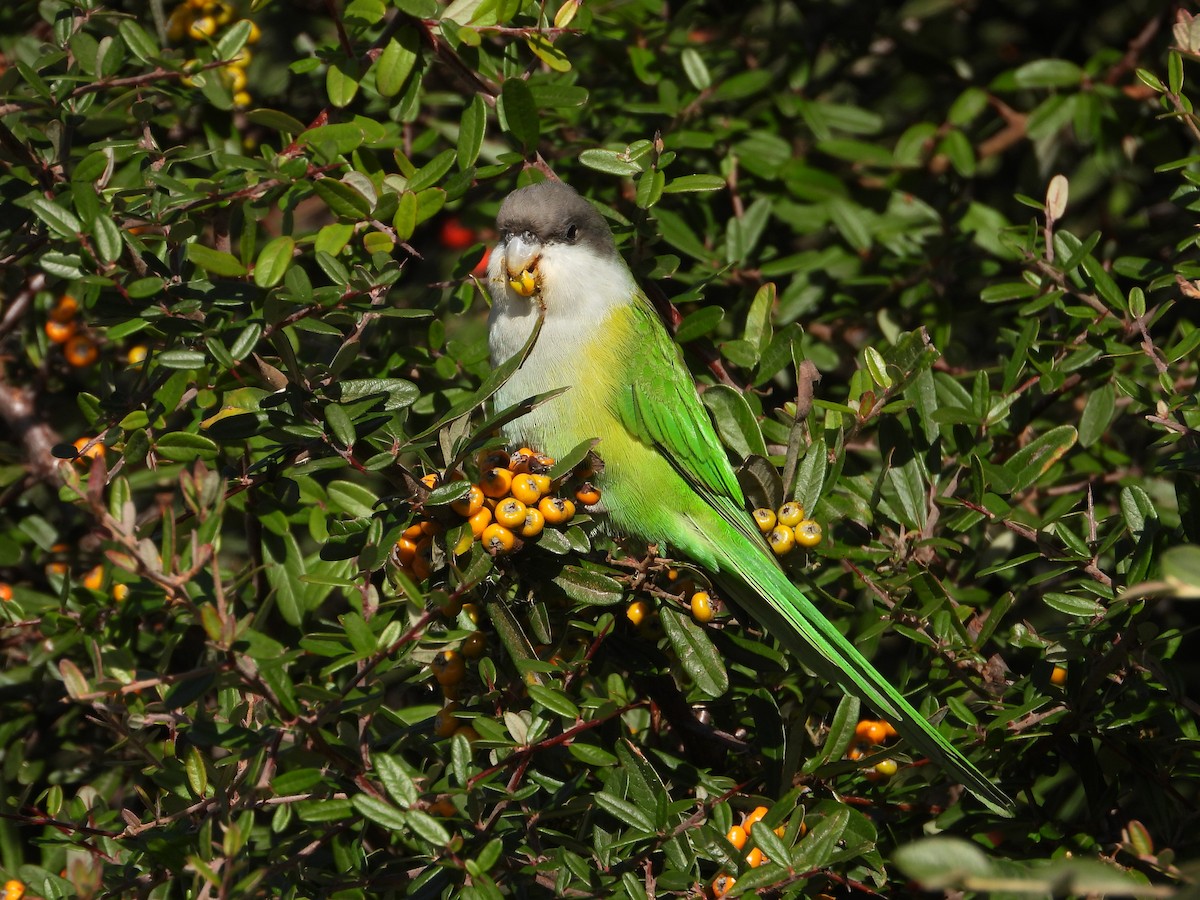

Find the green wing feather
[[614, 296, 1013, 814]]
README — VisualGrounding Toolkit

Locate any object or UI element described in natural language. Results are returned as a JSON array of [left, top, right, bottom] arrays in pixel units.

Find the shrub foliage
[[1, 0, 1198, 897]]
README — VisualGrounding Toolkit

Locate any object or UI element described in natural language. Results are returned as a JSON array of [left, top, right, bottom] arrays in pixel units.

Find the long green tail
[[707, 518, 1013, 815]]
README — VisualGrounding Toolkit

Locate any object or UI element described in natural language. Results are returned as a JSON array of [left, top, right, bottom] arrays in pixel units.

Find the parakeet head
[[487, 180, 621, 309]]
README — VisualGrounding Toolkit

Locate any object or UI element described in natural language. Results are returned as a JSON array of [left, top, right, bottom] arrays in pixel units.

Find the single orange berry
[[531, 473, 552, 496], [690, 590, 715, 623], [431, 650, 466, 686], [64, 335, 99, 367], [462, 632, 487, 658], [0, 583, 13, 602], [50, 295, 79, 322], [745, 847, 765, 868], [81, 565, 104, 591], [493, 497, 527, 528], [467, 506, 492, 537], [45, 319, 77, 344], [3, 880, 25, 900], [480, 467, 513, 499], [742, 806, 769, 832], [538, 496, 575, 525], [73, 436, 104, 461], [1050, 665, 1067, 686], [625, 599, 652, 627], [451, 484, 485, 517], [433, 702, 460, 738], [725, 824, 747, 850], [402, 522, 425, 540], [397, 536, 418, 565], [711, 874, 736, 898], [854, 720, 888, 745], [574, 483, 601, 505], [481, 522, 515, 554], [420, 473, 439, 489], [112, 583, 129, 602], [520, 507, 545, 538], [126, 344, 148, 365], [510, 473, 543, 505]]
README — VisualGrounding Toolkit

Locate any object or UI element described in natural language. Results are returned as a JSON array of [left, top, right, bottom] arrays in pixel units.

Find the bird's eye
[[565, 224, 579, 242]]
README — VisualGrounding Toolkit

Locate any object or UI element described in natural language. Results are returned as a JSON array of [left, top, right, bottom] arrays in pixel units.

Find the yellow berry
[[480, 467, 513, 499], [1050, 665, 1067, 686], [431, 650, 466, 687], [574, 483, 601, 505], [229, 48, 252, 68], [112, 583, 129, 602], [4, 880, 25, 900], [509, 268, 537, 296], [795, 519, 822, 548], [873, 758, 899, 778], [538, 496, 575, 525], [767, 524, 795, 555], [777, 502, 804, 527], [751, 507, 776, 533], [460, 603, 482, 625], [690, 590, 714, 623], [462, 632, 487, 658], [126, 344, 148, 365], [451, 484, 485, 517], [242, 19, 262, 43], [224, 65, 247, 92], [233, 90, 252, 108], [625, 599, 652, 627], [188, 15, 217, 39], [482, 523, 515, 554], [725, 824, 747, 850], [520, 507, 545, 538], [494, 497, 527, 528], [531, 473, 552, 496]]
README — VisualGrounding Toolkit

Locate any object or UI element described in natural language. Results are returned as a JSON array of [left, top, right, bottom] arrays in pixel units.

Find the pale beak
[[503, 232, 541, 297]]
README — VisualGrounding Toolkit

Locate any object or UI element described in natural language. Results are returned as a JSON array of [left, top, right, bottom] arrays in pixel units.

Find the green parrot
[[486, 178, 1011, 814]]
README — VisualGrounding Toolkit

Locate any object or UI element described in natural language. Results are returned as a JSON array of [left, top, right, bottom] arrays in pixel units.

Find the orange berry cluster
[[710, 805, 805, 897], [4, 879, 25, 900], [848, 718, 901, 780], [44, 295, 98, 368], [751, 502, 822, 556], [168, 0, 260, 108], [395, 447, 595, 582]]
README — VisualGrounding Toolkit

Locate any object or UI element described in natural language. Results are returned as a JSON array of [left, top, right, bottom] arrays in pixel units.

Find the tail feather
[[709, 523, 1013, 815]]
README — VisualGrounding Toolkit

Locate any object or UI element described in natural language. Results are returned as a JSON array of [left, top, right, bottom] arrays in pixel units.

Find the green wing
[[616, 296, 750, 507]]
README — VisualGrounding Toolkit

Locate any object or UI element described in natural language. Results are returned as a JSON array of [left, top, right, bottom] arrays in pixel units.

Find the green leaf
[[579, 148, 644, 176], [594, 792, 656, 833], [498, 77, 539, 152], [702, 385, 768, 459], [26, 195, 82, 238], [327, 56, 363, 108], [552, 567, 624, 606], [352, 794, 409, 831], [680, 47, 711, 90], [527, 683, 581, 720], [313, 178, 373, 220], [660, 607, 728, 698], [187, 243, 248, 277], [91, 214, 123, 264], [1078, 382, 1115, 447], [457, 93, 487, 169], [254, 236, 295, 288], [663, 173, 726, 193], [375, 26, 420, 97], [154, 432, 219, 461]]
